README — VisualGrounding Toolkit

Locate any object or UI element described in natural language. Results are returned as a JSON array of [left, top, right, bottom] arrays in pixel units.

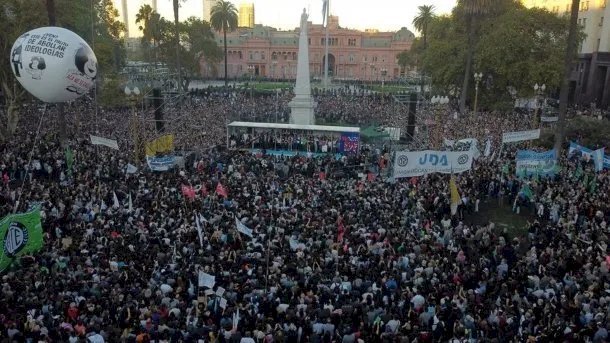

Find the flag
[[65, 146, 74, 175], [450, 175, 460, 215], [181, 185, 196, 200], [574, 163, 583, 180], [0, 207, 43, 271], [520, 183, 533, 201], [322, 0, 329, 26], [484, 138, 491, 157], [125, 164, 138, 174], [337, 215, 345, 243], [589, 176, 597, 193], [145, 134, 174, 156], [410, 177, 418, 186], [201, 183, 208, 196], [195, 214, 204, 247], [367, 172, 375, 182], [319, 171, 326, 181], [89, 135, 119, 150], [112, 192, 120, 209], [127, 193, 133, 213], [235, 218, 253, 238], [216, 183, 228, 198], [593, 148, 605, 172]]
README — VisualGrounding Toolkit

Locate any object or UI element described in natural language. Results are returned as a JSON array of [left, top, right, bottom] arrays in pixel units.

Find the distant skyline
[[115, 0, 457, 37]]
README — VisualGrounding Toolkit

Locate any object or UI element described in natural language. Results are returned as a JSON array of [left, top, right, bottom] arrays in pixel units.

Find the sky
[[118, 0, 458, 37]]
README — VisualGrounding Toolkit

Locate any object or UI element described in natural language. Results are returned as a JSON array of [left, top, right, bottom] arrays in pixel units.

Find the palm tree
[[210, 0, 238, 87], [555, 0, 580, 154], [136, 4, 162, 63], [412, 5, 436, 94], [171, 0, 187, 92], [458, 0, 493, 114]]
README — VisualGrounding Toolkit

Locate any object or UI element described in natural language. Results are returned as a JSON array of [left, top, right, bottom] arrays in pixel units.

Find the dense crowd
[[0, 90, 609, 343]]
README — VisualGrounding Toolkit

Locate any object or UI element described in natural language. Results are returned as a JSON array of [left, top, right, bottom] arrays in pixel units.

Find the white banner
[[502, 129, 540, 143], [198, 271, 215, 288], [540, 116, 559, 123], [89, 135, 119, 150], [393, 150, 474, 178], [383, 127, 401, 141]]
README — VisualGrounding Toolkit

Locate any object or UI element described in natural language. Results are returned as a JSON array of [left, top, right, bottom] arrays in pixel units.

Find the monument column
[[288, 9, 316, 125]]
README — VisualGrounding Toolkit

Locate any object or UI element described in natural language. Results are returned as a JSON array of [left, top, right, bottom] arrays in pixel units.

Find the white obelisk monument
[[289, 9, 316, 125]]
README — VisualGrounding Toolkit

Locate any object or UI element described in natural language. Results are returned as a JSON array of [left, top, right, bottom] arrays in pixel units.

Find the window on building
[[261, 52, 265, 60], [372, 56, 378, 62], [308, 38, 311, 45], [583, 17, 587, 28], [272, 52, 277, 60], [249, 52, 253, 60], [600, 17, 604, 26], [363, 55, 367, 62], [349, 54, 355, 62], [348, 38, 356, 46], [597, 38, 601, 50], [321, 38, 324, 45]]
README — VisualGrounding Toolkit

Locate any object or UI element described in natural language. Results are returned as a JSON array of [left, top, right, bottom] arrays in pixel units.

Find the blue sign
[[146, 155, 176, 172], [515, 149, 557, 178]]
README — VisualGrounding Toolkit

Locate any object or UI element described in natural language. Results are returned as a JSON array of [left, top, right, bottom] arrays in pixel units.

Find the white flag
[[128, 193, 133, 213], [198, 271, 215, 288], [89, 134, 119, 150], [199, 214, 208, 223], [235, 218, 253, 238], [484, 139, 491, 158], [195, 214, 204, 247], [112, 192, 120, 209], [126, 164, 138, 174]]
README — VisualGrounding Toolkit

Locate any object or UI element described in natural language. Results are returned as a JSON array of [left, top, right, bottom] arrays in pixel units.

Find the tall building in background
[[522, 0, 610, 109], [121, 0, 129, 37], [238, 3, 255, 28], [203, 0, 219, 23]]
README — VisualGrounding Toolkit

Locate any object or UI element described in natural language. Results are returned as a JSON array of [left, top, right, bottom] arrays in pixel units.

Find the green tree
[[457, 0, 494, 113], [181, 17, 223, 76], [555, 0, 581, 155], [412, 5, 436, 93], [136, 4, 162, 64], [210, 0, 238, 87]]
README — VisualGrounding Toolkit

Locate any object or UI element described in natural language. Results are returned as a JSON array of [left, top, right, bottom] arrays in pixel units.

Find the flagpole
[[323, 0, 330, 88], [265, 233, 270, 293]]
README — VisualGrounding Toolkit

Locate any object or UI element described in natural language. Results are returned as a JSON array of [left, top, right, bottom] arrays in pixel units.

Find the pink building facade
[[199, 16, 414, 81]]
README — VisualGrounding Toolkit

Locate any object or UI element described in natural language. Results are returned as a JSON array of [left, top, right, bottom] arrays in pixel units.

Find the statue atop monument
[[289, 8, 316, 125]]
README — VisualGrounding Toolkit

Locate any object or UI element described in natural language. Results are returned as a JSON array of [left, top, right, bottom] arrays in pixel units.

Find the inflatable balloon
[[9, 27, 97, 103]]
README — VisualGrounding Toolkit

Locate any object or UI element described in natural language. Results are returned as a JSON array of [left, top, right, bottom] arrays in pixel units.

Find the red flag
[[319, 171, 326, 181], [201, 183, 208, 196], [367, 172, 375, 182], [337, 216, 345, 243], [357, 182, 364, 192], [2, 173, 8, 185], [216, 183, 228, 198], [181, 185, 196, 200], [410, 177, 418, 186]]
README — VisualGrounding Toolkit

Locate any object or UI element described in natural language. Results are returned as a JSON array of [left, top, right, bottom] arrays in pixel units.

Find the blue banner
[[568, 142, 610, 169], [146, 155, 176, 172], [515, 149, 558, 178], [339, 132, 360, 155]]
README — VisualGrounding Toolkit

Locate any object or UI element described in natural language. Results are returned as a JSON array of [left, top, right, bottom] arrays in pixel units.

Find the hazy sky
[[119, 0, 458, 36]]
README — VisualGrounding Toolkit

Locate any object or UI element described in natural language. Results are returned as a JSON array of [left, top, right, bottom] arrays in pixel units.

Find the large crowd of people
[[0, 88, 608, 343]]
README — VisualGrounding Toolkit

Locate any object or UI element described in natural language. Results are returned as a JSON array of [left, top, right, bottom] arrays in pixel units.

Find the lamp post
[[248, 65, 254, 119], [124, 86, 141, 165], [381, 67, 388, 104], [473, 72, 483, 115], [534, 83, 546, 125]]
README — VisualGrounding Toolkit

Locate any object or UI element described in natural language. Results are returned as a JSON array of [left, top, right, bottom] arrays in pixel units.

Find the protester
[[0, 90, 608, 343]]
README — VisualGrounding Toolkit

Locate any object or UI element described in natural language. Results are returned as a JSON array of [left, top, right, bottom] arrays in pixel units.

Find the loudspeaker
[[406, 93, 417, 141], [152, 88, 164, 132]]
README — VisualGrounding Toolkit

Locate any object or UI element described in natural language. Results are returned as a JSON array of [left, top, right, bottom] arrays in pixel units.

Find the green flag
[[574, 163, 583, 180], [65, 146, 74, 174], [0, 207, 43, 272], [589, 176, 597, 193], [583, 173, 589, 187], [521, 183, 533, 200], [502, 163, 510, 175]]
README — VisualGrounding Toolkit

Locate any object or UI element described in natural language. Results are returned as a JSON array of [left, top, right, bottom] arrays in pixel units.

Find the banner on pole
[[89, 135, 119, 150], [393, 150, 474, 178], [146, 155, 176, 172], [502, 129, 540, 143], [515, 149, 558, 178], [540, 116, 559, 123]]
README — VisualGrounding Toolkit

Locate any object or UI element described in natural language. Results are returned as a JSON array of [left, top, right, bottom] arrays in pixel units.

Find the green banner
[[0, 208, 43, 272]]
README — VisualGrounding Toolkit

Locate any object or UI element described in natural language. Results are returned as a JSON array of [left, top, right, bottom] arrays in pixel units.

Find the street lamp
[[381, 67, 388, 101], [124, 86, 141, 165], [473, 72, 483, 115], [534, 83, 546, 124]]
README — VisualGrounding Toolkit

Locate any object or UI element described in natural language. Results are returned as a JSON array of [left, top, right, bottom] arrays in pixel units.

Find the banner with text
[[339, 132, 360, 155], [146, 155, 176, 172], [515, 149, 558, 178], [393, 150, 474, 178], [502, 129, 540, 143], [568, 142, 610, 169], [89, 135, 119, 150]]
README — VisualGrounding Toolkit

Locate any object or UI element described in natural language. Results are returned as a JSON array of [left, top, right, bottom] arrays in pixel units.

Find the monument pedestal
[[288, 96, 315, 125]]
